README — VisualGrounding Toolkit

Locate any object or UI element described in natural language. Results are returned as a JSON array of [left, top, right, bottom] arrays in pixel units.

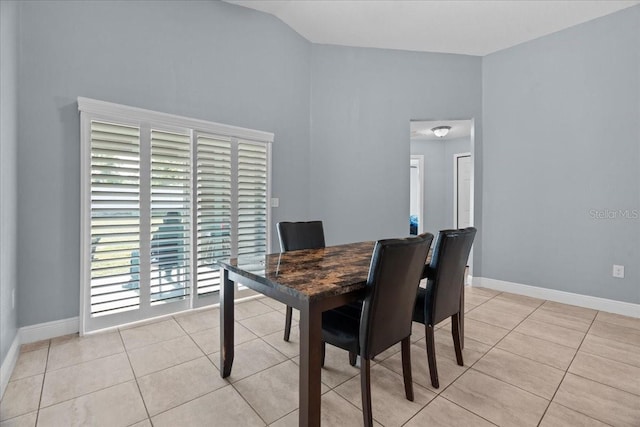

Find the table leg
[[220, 268, 234, 378], [299, 301, 322, 427]]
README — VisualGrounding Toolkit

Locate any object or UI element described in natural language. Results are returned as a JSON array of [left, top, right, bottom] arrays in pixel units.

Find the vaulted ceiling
[[226, 0, 639, 56]]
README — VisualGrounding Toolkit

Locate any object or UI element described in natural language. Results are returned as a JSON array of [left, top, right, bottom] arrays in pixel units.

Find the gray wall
[[16, 0, 312, 326], [309, 45, 483, 249], [1, 1, 20, 366], [482, 6, 640, 303], [411, 136, 471, 234], [12, 0, 638, 334]]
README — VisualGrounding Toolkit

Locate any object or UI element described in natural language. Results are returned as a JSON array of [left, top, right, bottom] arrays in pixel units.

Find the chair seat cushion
[[322, 306, 360, 354]]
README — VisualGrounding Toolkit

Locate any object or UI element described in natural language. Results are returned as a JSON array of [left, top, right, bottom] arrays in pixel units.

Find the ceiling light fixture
[[431, 126, 451, 138]]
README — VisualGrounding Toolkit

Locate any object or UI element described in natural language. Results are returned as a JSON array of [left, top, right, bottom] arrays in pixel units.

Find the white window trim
[[78, 97, 273, 334], [78, 97, 274, 143]]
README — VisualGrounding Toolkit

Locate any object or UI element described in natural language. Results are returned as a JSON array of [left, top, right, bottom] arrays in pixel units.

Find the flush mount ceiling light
[[431, 126, 451, 138]]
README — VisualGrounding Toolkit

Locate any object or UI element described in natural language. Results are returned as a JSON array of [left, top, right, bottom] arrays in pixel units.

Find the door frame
[[409, 117, 476, 282]]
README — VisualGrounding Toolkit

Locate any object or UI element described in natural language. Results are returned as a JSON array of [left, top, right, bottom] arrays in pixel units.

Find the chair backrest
[[276, 221, 326, 252], [426, 227, 477, 325], [360, 232, 434, 359]]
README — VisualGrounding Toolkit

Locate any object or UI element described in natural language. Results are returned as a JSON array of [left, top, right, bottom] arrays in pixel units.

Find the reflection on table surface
[[219, 241, 376, 300]]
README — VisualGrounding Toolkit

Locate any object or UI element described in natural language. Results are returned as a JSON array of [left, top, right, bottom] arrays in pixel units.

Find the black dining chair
[[276, 221, 326, 342], [321, 233, 434, 427], [412, 227, 476, 388]]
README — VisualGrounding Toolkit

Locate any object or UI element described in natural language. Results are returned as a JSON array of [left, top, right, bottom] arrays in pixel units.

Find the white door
[[456, 155, 471, 228]]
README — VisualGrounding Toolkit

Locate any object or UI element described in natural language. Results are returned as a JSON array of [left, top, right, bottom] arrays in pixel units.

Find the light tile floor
[[2, 288, 640, 426]]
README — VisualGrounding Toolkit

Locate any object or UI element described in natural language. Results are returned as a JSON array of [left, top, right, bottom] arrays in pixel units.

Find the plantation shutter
[[80, 97, 272, 333], [237, 141, 268, 260], [195, 134, 232, 295], [150, 129, 191, 304], [89, 121, 141, 317]]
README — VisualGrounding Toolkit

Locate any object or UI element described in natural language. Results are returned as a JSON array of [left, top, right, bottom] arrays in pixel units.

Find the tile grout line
[[535, 308, 601, 427], [145, 313, 246, 422], [26, 355, 142, 416], [369, 362, 439, 426], [399, 291, 505, 426], [330, 386, 379, 425], [4, 350, 49, 384], [223, 320, 384, 425], [559, 370, 640, 398], [233, 298, 283, 324], [586, 321, 640, 349], [172, 312, 212, 359], [39, 348, 129, 375], [547, 400, 616, 427], [228, 358, 289, 426], [37, 364, 132, 408], [34, 339, 51, 426], [575, 345, 640, 370], [186, 300, 290, 426], [12, 292, 637, 426], [440, 293, 552, 423], [404, 291, 508, 423], [496, 301, 595, 355], [593, 318, 640, 332], [168, 294, 492, 424], [232, 333, 364, 426], [143, 387, 227, 422], [117, 328, 153, 426], [492, 335, 575, 371], [438, 395, 500, 427]]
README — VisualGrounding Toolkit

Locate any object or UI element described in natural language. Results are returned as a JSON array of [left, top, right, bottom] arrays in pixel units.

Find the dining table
[[217, 241, 464, 427]]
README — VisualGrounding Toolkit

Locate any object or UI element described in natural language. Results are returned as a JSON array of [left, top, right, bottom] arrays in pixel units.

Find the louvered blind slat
[[81, 99, 273, 333], [236, 141, 268, 274], [90, 120, 141, 317], [196, 134, 232, 295], [149, 130, 191, 305]]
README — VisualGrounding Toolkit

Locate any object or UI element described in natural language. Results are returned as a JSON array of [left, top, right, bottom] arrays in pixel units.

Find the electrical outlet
[[12, 288, 15, 309], [612, 265, 625, 279], [270, 197, 280, 208]]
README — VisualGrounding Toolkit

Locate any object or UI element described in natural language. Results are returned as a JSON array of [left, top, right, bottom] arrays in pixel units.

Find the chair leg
[[400, 337, 414, 401], [451, 313, 464, 366], [360, 357, 373, 427], [283, 306, 293, 341], [349, 351, 357, 366], [425, 324, 439, 388], [321, 341, 326, 367]]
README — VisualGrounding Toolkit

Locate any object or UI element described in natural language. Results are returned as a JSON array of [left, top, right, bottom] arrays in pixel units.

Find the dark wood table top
[[218, 241, 376, 301]]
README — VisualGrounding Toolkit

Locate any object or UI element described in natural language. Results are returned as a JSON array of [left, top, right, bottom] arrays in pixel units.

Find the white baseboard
[[0, 331, 21, 400], [20, 316, 79, 344], [473, 277, 640, 318], [2, 296, 267, 396], [1, 317, 78, 399]]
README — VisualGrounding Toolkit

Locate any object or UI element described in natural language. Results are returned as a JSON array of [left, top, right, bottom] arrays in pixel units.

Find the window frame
[[79, 97, 273, 334]]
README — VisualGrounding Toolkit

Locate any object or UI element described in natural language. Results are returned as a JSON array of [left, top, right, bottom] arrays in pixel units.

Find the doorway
[[409, 119, 474, 275]]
